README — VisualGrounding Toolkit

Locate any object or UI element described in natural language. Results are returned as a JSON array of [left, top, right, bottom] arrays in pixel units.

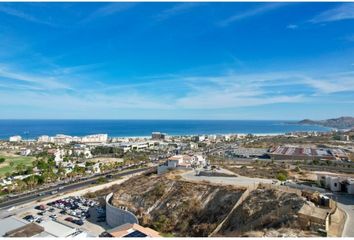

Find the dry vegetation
[[218, 188, 317, 237], [110, 173, 245, 237]]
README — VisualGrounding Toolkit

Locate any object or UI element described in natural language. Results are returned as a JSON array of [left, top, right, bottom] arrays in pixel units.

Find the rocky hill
[[298, 116, 354, 129], [111, 173, 245, 237], [218, 188, 309, 237], [107, 172, 318, 237]]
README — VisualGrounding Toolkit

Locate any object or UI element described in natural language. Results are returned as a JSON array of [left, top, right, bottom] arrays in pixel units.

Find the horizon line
[[0, 118, 303, 121]]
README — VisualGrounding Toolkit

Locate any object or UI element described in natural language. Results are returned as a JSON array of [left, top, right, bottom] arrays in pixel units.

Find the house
[[190, 142, 198, 150], [317, 173, 354, 194], [20, 148, 31, 156], [157, 154, 206, 174], [344, 178, 354, 194], [103, 223, 160, 237], [298, 202, 330, 233], [340, 135, 350, 141]]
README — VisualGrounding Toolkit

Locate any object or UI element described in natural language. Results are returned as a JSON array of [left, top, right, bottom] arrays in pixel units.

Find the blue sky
[[0, 2, 353, 120]]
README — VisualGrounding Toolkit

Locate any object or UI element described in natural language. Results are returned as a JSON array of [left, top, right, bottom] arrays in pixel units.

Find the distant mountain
[[298, 116, 354, 129]]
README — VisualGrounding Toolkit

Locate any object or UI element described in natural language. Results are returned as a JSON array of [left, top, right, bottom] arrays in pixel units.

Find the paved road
[[332, 193, 354, 237], [0, 167, 151, 210]]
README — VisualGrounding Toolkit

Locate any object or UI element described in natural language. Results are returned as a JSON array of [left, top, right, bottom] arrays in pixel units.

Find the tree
[[25, 166, 34, 174], [0, 157, 5, 164], [277, 172, 287, 181], [14, 179, 27, 192], [24, 175, 38, 189]]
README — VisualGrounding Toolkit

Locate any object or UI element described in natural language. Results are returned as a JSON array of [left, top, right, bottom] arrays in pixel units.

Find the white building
[[81, 134, 108, 143], [37, 134, 108, 144], [157, 154, 206, 174], [38, 135, 50, 143], [52, 134, 73, 144], [318, 173, 354, 194], [340, 135, 350, 141], [9, 136, 22, 142], [20, 148, 31, 156], [54, 149, 65, 165], [190, 142, 198, 150]]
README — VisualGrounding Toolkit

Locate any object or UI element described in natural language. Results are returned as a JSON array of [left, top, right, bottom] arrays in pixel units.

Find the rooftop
[[107, 223, 160, 238]]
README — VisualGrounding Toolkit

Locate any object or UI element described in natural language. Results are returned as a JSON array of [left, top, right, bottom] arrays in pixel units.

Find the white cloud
[[286, 24, 298, 29], [0, 4, 57, 27], [218, 3, 287, 27], [80, 2, 138, 23], [303, 72, 354, 94], [310, 3, 354, 23], [155, 3, 205, 22], [0, 64, 70, 90]]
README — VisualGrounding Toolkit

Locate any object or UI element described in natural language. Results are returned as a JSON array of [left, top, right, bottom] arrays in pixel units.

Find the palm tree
[[14, 179, 27, 192]]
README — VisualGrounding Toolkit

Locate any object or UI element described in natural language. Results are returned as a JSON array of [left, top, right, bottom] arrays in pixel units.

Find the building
[[20, 148, 31, 156], [37, 134, 108, 144], [317, 173, 354, 194], [4, 223, 44, 237], [0, 217, 84, 238], [80, 134, 108, 143], [339, 134, 350, 141], [298, 202, 330, 233], [347, 179, 354, 194], [37, 135, 50, 143], [151, 132, 166, 140], [103, 223, 160, 237], [268, 146, 349, 161], [190, 142, 198, 150], [157, 154, 206, 174], [9, 135, 22, 142]]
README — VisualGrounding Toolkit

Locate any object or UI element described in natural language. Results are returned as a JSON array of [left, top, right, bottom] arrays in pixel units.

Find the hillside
[[298, 116, 354, 129], [111, 173, 245, 237], [218, 188, 310, 237]]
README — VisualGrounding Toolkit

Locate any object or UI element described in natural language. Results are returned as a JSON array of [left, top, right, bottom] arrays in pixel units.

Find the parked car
[[65, 217, 73, 222], [23, 215, 34, 222], [73, 219, 84, 226], [35, 205, 46, 211]]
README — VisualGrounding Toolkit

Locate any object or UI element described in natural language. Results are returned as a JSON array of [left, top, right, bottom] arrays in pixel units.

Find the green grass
[[0, 155, 35, 177]]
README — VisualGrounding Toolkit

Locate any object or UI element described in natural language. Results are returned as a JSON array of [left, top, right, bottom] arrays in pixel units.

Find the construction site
[[85, 168, 346, 237]]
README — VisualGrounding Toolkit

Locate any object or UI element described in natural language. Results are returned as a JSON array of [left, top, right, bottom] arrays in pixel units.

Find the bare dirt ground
[[109, 172, 246, 237], [90, 157, 124, 164], [218, 188, 319, 237]]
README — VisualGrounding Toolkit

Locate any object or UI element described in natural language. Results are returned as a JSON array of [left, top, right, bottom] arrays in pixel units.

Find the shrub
[[0, 157, 5, 163], [277, 172, 287, 181]]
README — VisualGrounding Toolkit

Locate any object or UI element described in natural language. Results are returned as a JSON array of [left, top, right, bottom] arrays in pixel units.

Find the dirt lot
[[218, 188, 319, 237], [225, 162, 290, 180], [103, 172, 246, 237]]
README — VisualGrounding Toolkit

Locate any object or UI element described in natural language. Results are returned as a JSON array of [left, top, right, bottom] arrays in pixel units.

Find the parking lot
[[19, 196, 110, 236]]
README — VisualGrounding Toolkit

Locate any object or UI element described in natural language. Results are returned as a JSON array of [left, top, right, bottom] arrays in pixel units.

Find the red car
[[65, 217, 73, 222]]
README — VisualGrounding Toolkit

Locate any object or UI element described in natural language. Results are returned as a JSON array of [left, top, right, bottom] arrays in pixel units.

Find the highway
[[0, 167, 152, 209]]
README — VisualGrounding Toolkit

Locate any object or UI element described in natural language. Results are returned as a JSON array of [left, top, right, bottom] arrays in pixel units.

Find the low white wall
[[105, 193, 138, 228]]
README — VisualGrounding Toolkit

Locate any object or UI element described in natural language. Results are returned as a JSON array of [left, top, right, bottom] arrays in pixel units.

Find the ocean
[[0, 120, 331, 140]]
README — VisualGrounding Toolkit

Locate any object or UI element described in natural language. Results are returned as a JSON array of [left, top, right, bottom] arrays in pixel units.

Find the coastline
[[0, 131, 327, 141], [0, 119, 333, 140]]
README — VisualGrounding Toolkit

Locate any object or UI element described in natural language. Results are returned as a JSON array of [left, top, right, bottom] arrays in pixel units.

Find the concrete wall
[[105, 193, 138, 228], [157, 165, 169, 175], [347, 184, 354, 194]]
